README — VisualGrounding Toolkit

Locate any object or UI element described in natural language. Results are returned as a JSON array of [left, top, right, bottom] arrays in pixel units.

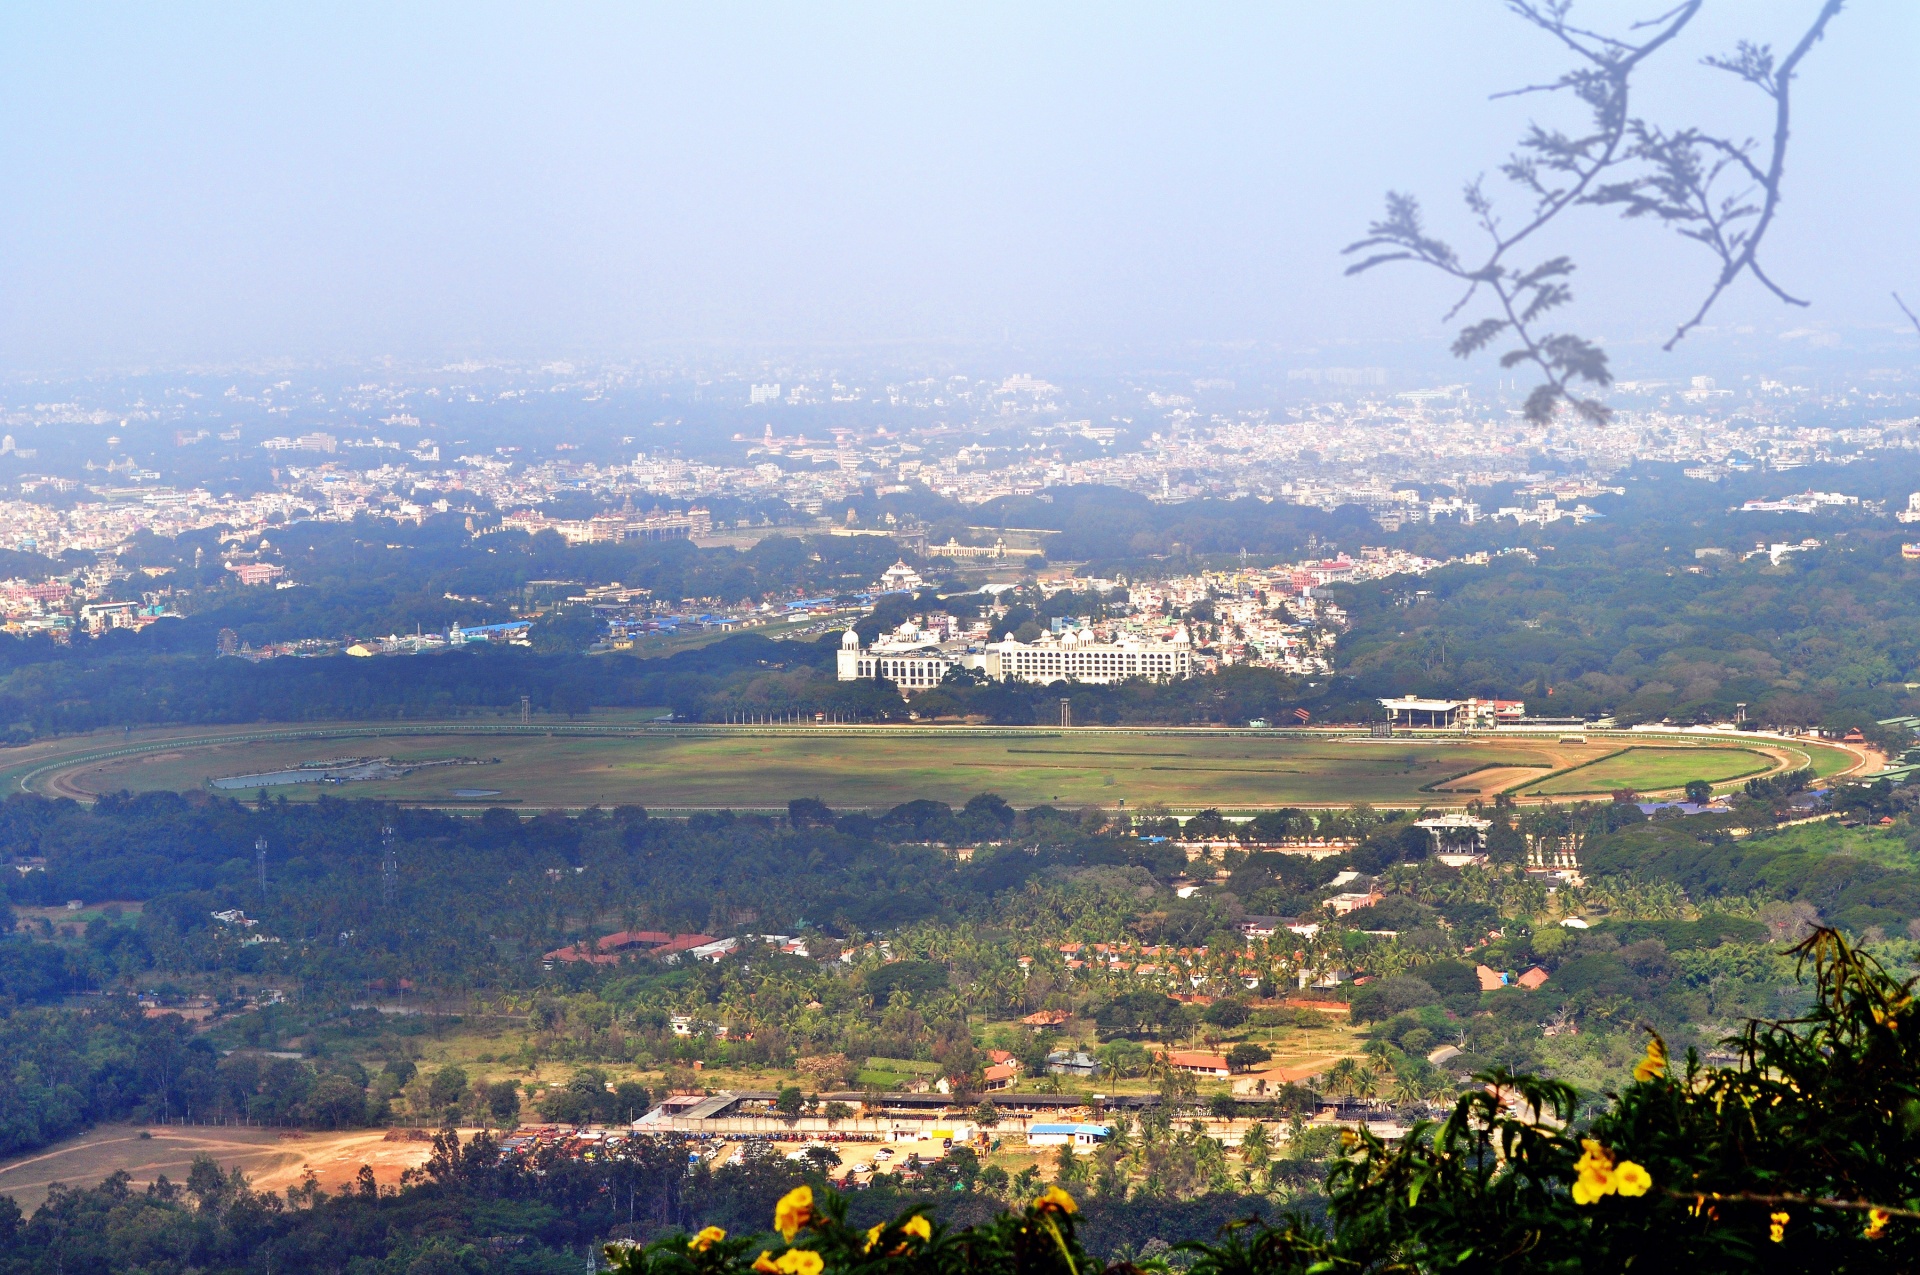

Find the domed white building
[[835, 627, 955, 691]]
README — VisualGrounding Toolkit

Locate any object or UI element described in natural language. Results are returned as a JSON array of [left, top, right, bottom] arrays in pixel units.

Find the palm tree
[[1239, 1120, 1272, 1173], [1352, 1067, 1379, 1104], [1390, 1073, 1423, 1109], [1104, 1115, 1135, 1161], [1325, 1057, 1359, 1098]]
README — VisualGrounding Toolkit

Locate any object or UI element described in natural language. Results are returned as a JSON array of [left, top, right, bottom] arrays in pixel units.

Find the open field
[[0, 720, 1857, 810], [0, 1123, 454, 1215], [1523, 745, 1779, 797]]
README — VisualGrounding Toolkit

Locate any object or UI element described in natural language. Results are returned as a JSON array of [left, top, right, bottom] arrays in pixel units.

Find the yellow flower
[[1770, 1211, 1790, 1243], [1633, 1034, 1669, 1083], [1570, 1139, 1617, 1206], [775, 1185, 814, 1240], [1866, 1207, 1891, 1240], [752, 1252, 781, 1273], [689, 1226, 727, 1253], [775, 1252, 823, 1275], [1033, 1185, 1078, 1214], [1612, 1161, 1652, 1198], [865, 1215, 932, 1254]]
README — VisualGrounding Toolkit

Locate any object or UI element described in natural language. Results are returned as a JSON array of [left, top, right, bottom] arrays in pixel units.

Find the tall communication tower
[[255, 836, 267, 902], [380, 825, 397, 906]]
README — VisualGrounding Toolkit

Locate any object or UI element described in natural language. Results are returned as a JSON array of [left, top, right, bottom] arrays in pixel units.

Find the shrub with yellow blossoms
[[603, 1180, 1085, 1275], [775, 1186, 814, 1242], [1632, 1032, 1669, 1083], [1570, 1139, 1653, 1206]]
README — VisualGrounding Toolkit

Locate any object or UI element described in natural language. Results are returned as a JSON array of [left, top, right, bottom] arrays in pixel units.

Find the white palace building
[[837, 626, 1191, 691], [835, 629, 958, 691]]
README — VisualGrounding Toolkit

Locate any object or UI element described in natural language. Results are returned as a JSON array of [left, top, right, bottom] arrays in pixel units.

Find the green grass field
[[6, 721, 1850, 811], [1523, 745, 1778, 797]]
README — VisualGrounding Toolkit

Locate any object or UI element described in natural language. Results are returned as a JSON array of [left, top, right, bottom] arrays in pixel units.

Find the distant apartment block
[[260, 432, 337, 453]]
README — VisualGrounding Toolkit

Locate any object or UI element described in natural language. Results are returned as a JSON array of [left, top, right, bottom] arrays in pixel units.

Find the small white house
[[1028, 1123, 1111, 1152]]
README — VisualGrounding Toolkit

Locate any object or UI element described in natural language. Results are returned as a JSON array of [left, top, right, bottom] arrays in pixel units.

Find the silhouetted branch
[[1346, 1, 1845, 425], [1894, 292, 1920, 339], [1658, 0, 1845, 349]]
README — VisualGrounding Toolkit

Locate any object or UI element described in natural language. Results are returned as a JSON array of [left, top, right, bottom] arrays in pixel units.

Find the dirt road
[[0, 1124, 457, 1215]]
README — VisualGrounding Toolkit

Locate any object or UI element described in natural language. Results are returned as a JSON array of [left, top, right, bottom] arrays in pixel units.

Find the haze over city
[[2, 2, 1916, 374]]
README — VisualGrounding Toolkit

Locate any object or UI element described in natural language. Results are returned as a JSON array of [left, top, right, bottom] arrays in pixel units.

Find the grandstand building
[[1378, 695, 1526, 729]]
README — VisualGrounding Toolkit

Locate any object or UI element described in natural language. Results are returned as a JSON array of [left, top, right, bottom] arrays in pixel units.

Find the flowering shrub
[[605, 1183, 1088, 1275]]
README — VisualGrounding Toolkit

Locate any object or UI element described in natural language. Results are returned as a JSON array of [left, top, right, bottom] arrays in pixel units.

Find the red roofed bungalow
[[1164, 1051, 1231, 1078], [981, 1062, 1020, 1091]]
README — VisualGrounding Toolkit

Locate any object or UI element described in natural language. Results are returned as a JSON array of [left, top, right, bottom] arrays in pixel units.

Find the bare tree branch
[[1896, 292, 1920, 339], [1661, 0, 1846, 349], [1346, 1, 1845, 425]]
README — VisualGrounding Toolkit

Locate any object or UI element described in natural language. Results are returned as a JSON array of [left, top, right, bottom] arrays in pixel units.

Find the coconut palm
[[1391, 1072, 1424, 1108], [1239, 1120, 1272, 1172], [1325, 1057, 1360, 1097]]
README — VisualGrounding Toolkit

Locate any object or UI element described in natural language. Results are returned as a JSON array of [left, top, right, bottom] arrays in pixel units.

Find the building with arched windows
[[977, 627, 1190, 684], [835, 625, 1191, 692], [834, 628, 955, 691]]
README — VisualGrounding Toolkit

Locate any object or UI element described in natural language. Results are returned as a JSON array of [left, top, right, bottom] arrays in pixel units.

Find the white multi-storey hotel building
[[976, 628, 1191, 684], [836, 627, 1190, 690], [835, 629, 957, 690]]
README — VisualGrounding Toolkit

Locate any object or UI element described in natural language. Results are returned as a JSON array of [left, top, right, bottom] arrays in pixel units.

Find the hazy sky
[[1, 3, 1914, 370]]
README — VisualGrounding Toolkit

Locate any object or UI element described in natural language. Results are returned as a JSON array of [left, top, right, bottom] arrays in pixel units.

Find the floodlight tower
[[380, 825, 397, 906]]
